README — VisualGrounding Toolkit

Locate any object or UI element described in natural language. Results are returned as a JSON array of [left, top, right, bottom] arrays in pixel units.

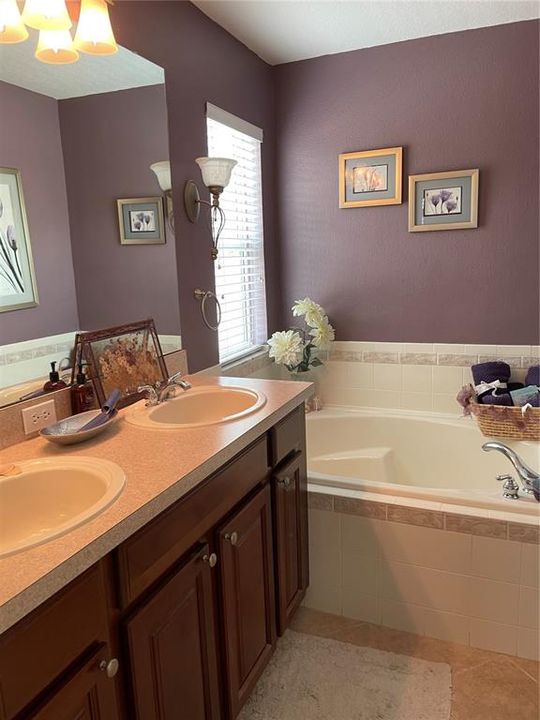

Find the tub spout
[[482, 441, 539, 496]]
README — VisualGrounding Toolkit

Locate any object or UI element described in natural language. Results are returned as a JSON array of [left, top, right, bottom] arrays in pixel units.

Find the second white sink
[[126, 385, 266, 429], [0, 457, 125, 557]]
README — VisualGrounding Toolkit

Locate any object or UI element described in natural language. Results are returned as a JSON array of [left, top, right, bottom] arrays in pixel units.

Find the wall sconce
[[184, 157, 237, 260], [150, 161, 174, 232]]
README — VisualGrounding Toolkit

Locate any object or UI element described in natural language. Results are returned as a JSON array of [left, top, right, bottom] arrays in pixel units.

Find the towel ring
[[194, 288, 222, 331]]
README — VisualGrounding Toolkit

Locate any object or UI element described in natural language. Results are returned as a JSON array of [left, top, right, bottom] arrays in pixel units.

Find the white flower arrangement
[[267, 298, 335, 373]]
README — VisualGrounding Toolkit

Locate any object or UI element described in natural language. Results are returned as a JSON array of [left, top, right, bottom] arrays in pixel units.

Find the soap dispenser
[[43, 361, 67, 393], [71, 363, 96, 414]]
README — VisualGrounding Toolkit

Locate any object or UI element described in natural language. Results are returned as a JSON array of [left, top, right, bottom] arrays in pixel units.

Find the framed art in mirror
[[117, 197, 166, 245], [0, 168, 38, 313], [72, 319, 168, 409]]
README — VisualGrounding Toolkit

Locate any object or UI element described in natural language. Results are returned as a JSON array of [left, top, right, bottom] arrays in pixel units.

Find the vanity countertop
[[0, 375, 313, 634]]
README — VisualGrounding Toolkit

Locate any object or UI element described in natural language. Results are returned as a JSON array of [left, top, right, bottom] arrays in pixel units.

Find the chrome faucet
[[138, 371, 192, 407], [482, 441, 540, 497]]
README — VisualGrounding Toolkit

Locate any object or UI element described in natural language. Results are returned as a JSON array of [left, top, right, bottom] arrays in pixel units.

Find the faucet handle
[[496, 474, 520, 499], [138, 384, 159, 406]]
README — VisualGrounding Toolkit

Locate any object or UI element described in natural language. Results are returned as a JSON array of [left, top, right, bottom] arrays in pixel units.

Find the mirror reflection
[[0, 37, 181, 408]]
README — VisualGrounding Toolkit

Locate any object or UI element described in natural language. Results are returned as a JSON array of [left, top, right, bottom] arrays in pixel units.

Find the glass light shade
[[35, 29, 79, 64], [73, 0, 118, 55], [195, 157, 237, 190], [150, 161, 172, 193], [22, 0, 72, 30], [0, 0, 29, 42]]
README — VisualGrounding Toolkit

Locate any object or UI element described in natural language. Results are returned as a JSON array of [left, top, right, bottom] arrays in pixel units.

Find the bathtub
[[306, 407, 540, 517]]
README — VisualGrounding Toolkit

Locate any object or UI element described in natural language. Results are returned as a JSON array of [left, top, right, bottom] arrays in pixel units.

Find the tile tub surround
[[309, 341, 540, 412], [0, 375, 313, 634], [305, 491, 539, 660]]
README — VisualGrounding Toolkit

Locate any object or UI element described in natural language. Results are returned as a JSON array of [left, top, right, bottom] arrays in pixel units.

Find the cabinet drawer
[[116, 436, 270, 607], [269, 405, 305, 467], [0, 562, 111, 720]]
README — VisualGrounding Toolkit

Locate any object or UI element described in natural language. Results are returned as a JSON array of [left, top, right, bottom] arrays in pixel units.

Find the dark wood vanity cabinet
[[125, 544, 221, 720], [29, 644, 119, 720], [218, 485, 276, 719], [273, 450, 309, 635], [0, 405, 308, 720]]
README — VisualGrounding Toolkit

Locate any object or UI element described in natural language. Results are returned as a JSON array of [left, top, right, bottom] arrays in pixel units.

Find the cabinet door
[[273, 451, 309, 634], [218, 485, 276, 719], [30, 645, 119, 720], [125, 545, 221, 720]]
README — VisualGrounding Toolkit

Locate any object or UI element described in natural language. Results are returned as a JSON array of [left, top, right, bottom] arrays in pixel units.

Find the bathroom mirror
[[0, 35, 181, 409]]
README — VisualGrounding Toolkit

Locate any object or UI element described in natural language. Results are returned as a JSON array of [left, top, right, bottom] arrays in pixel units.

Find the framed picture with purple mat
[[117, 197, 165, 245], [339, 147, 402, 208], [408, 168, 479, 232]]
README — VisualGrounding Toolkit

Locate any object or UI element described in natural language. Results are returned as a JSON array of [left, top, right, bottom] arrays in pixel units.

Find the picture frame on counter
[[0, 167, 38, 314], [338, 147, 403, 208], [117, 197, 166, 245], [408, 168, 479, 232]]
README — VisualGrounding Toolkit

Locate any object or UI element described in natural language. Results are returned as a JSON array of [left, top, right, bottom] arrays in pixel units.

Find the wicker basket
[[470, 400, 540, 441]]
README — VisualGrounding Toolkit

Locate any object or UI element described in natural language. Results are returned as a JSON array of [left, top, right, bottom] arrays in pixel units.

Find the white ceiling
[[193, 0, 540, 65], [0, 30, 164, 100]]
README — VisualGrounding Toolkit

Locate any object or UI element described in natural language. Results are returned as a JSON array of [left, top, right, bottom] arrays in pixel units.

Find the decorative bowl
[[40, 409, 119, 445]]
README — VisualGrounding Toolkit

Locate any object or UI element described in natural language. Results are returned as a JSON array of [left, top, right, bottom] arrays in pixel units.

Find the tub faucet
[[138, 371, 192, 406], [482, 441, 540, 496]]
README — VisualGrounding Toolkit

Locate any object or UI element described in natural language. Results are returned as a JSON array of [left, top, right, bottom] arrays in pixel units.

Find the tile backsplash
[[243, 341, 540, 413]]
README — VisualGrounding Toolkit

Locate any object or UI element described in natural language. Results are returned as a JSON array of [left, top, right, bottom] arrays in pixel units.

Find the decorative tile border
[[328, 342, 540, 369], [308, 491, 539, 544]]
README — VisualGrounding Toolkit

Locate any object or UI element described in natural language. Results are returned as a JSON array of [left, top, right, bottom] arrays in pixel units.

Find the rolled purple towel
[[525, 365, 540, 387], [480, 393, 513, 406], [528, 394, 540, 407], [472, 361, 511, 386], [508, 382, 525, 392]]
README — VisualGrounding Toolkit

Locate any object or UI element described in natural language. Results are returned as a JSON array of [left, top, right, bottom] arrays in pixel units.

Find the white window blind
[[206, 107, 267, 363]]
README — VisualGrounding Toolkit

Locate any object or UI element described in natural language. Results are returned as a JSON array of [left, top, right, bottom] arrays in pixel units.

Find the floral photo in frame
[[408, 169, 479, 232], [117, 197, 165, 245], [0, 168, 38, 313], [339, 147, 403, 208]]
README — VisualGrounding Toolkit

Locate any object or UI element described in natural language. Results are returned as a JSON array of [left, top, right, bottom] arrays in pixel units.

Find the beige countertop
[[0, 375, 312, 635]]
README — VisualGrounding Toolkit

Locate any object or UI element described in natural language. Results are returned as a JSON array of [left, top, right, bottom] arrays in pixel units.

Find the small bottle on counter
[[71, 363, 96, 414], [43, 361, 67, 393]]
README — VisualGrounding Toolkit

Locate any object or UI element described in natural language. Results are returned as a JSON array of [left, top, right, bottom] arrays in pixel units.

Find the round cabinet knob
[[225, 531, 238, 546], [202, 552, 217, 568], [279, 476, 291, 488], [100, 658, 119, 679]]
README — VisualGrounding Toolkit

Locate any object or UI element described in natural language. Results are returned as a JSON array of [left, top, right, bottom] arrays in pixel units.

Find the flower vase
[[288, 368, 323, 413]]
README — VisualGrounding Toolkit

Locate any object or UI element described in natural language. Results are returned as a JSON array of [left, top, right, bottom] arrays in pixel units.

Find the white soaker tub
[[306, 407, 540, 517]]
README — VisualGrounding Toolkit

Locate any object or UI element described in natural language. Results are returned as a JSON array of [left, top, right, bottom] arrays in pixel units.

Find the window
[[206, 104, 267, 363]]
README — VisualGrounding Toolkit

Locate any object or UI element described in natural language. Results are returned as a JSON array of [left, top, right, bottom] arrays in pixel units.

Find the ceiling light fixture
[[0, 0, 118, 64], [0, 0, 29, 42], [184, 157, 237, 260]]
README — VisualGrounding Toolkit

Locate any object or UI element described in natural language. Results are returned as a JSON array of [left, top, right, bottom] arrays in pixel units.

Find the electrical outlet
[[22, 399, 57, 435]]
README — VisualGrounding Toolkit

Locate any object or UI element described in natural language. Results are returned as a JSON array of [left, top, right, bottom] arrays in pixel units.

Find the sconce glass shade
[[74, 0, 118, 55], [35, 29, 79, 63], [195, 157, 237, 190], [22, 0, 72, 30], [0, 0, 29, 42], [150, 161, 172, 193]]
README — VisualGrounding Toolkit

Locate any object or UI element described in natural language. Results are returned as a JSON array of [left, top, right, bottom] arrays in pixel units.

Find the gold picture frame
[[339, 147, 403, 208], [408, 169, 479, 232], [0, 167, 39, 313], [117, 196, 165, 245]]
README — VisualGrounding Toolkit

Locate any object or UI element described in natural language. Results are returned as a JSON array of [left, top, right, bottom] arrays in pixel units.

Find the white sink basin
[[126, 385, 266, 429], [0, 457, 125, 557]]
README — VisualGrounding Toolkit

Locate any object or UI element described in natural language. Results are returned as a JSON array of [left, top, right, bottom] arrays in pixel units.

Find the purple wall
[[0, 81, 79, 345], [59, 84, 181, 336], [110, 1, 279, 371], [275, 21, 540, 344]]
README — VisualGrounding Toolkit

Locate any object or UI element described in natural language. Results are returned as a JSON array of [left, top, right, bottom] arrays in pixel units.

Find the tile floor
[[291, 607, 539, 720]]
